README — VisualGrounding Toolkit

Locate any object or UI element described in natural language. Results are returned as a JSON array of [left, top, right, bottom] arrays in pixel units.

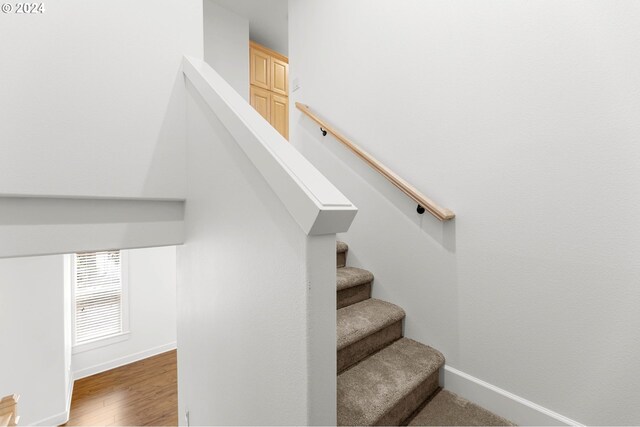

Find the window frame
[[71, 250, 130, 354]]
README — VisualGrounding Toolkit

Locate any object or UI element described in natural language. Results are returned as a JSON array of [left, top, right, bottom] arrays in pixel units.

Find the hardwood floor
[[63, 350, 178, 426]]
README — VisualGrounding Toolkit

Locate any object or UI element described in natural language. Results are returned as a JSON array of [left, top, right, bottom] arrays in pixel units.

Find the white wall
[[0, 0, 202, 199], [289, 1, 640, 425], [0, 256, 67, 426], [177, 78, 337, 425], [73, 246, 178, 379], [204, 1, 250, 100]]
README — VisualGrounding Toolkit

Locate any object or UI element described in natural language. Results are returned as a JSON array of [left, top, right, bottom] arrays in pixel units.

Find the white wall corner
[[305, 234, 337, 425], [203, 0, 250, 100], [31, 372, 75, 427], [62, 372, 74, 426], [444, 366, 584, 427]]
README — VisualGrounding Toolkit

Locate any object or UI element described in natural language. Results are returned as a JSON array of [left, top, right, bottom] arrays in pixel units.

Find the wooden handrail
[[0, 395, 19, 426], [295, 103, 455, 221]]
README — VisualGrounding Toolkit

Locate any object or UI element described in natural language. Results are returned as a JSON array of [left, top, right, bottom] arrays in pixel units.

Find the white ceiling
[[211, 0, 289, 56]]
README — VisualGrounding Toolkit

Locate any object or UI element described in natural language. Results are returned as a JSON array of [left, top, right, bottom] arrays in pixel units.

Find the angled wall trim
[[0, 196, 185, 258], [182, 56, 357, 236]]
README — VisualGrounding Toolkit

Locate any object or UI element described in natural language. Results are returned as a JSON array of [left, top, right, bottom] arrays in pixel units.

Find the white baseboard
[[33, 409, 70, 427], [29, 411, 69, 426], [443, 365, 584, 426], [73, 341, 177, 380]]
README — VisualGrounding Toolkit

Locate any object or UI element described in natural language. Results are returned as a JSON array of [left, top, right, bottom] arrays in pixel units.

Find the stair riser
[[376, 371, 440, 426], [338, 321, 403, 373], [337, 251, 346, 268], [337, 283, 371, 309]]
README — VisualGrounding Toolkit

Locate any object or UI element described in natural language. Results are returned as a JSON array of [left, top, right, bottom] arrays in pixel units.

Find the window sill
[[72, 332, 131, 354]]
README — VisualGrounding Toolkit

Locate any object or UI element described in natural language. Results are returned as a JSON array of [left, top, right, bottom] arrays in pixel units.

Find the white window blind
[[74, 251, 123, 345]]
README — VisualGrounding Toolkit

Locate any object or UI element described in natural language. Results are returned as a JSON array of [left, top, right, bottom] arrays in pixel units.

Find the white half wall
[[73, 246, 178, 379], [0, 197, 184, 258], [177, 78, 338, 425], [0, 255, 67, 426], [0, 0, 202, 199], [204, 1, 250, 100], [289, 1, 640, 425]]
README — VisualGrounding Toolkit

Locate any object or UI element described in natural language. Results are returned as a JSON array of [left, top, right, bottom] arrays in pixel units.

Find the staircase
[[335, 242, 513, 426]]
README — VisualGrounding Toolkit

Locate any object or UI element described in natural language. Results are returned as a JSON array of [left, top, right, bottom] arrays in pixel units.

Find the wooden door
[[270, 58, 289, 96], [250, 86, 271, 122], [271, 94, 289, 140], [250, 47, 270, 90]]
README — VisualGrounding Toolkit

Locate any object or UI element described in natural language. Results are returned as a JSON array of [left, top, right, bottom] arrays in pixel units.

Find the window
[[72, 250, 129, 350]]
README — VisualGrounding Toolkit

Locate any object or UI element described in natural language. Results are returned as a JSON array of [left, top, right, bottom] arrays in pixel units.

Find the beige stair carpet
[[336, 266, 373, 309], [338, 338, 444, 426], [337, 267, 374, 291], [337, 298, 405, 372], [337, 299, 405, 350], [408, 389, 515, 426], [335, 241, 514, 426]]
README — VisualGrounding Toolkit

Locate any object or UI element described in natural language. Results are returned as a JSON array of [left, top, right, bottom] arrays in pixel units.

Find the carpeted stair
[[335, 241, 514, 426]]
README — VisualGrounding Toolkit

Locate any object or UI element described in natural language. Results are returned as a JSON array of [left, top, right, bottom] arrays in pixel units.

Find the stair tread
[[408, 390, 515, 426], [337, 267, 373, 291], [337, 298, 405, 351], [337, 338, 444, 426], [337, 241, 348, 254]]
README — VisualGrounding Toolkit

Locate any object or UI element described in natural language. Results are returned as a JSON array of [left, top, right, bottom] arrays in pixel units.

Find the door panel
[[250, 86, 271, 122], [271, 94, 289, 140], [250, 47, 270, 90], [271, 58, 288, 96]]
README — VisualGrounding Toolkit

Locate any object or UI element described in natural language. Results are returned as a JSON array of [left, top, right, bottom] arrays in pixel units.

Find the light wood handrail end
[[438, 209, 456, 221]]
